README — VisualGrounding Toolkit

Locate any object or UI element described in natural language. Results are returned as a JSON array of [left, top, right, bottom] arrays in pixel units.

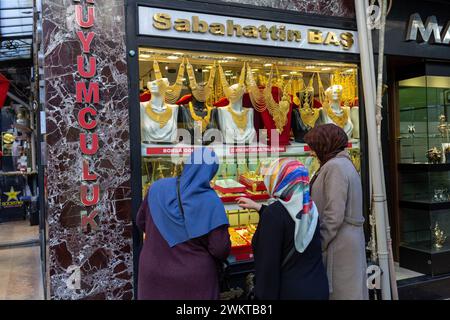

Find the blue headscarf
[[148, 147, 229, 247]]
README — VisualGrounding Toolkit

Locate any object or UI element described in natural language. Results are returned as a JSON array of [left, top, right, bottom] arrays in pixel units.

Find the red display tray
[[244, 191, 270, 201], [238, 175, 266, 192], [230, 228, 254, 261], [219, 193, 246, 203], [213, 179, 247, 194]]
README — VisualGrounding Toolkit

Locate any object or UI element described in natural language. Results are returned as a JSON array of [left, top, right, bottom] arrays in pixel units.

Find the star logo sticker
[[4, 187, 21, 202]]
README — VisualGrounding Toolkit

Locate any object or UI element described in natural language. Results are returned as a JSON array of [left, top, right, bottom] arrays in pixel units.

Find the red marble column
[[42, 0, 133, 299]]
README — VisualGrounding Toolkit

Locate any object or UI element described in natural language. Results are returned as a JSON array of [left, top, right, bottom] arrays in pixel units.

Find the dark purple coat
[[136, 199, 231, 300]]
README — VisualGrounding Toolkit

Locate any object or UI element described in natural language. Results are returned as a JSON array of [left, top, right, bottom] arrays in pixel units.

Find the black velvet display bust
[[291, 108, 309, 143], [179, 97, 219, 145]]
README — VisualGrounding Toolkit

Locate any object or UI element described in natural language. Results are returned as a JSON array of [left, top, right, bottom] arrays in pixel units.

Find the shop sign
[[1, 186, 23, 208], [74, 0, 100, 232], [406, 13, 450, 44], [138, 7, 359, 53]]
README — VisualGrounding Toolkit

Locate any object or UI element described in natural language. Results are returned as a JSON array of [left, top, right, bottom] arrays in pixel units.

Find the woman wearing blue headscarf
[[137, 147, 230, 300]]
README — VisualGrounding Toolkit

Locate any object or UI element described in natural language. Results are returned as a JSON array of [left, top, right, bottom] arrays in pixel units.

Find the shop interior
[[138, 47, 361, 264]]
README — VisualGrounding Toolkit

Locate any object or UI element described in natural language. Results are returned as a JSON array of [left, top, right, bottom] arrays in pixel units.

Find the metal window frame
[[125, 0, 369, 298]]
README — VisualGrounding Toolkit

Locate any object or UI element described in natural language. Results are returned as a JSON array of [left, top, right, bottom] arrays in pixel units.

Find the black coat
[[252, 201, 329, 300]]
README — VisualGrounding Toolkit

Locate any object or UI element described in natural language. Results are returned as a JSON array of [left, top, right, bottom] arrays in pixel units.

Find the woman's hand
[[237, 197, 262, 211]]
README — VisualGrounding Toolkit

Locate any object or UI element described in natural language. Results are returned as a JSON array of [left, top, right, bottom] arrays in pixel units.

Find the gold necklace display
[[189, 101, 212, 132], [323, 101, 349, 128], [186, 59, 216, 102], [246, 63, 266, 113], [153, 59, 185, 104], [264, 67, 292, 134], [218, 62, 246, 103], [145, 103, 173, 128], [299, 75, 320, 129], [227, 106, 249, 132], [331, 70, 357, 107], [246, 64, 291, 133]]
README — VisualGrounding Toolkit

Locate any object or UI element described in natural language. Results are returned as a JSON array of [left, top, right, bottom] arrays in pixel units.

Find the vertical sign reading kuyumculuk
[[42, 0, 133, 299]]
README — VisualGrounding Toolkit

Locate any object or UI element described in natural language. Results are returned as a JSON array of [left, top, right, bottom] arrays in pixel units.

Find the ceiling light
[[305, 66, 315, 69], [167, 55, 180, 60], [321, 67, 331, 71], [140, 54, 151, 59], [165, 66, 169, 71], [281, 74, 289, 78], [264, 63, 272, 67]]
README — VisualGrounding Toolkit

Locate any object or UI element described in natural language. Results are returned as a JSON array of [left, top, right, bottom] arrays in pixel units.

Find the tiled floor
[[0, 220, 39, 245], [0, 245, 44, 300], [0, 220, 44, 300]]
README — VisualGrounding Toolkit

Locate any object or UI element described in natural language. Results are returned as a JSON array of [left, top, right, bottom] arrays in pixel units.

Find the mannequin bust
[[217, 83, 256, 144], [140, 78, 179, 144], [179, 95, 219, 145], [321, 84, 353, 138]]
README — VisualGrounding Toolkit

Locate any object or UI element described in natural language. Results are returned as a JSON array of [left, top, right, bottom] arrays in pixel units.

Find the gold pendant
[[145, 105, 173, 128], [299, 107, 320, 129], [323, 102, 349, 128], [227, 106, 248, 132], [189, 102, 212, 132]]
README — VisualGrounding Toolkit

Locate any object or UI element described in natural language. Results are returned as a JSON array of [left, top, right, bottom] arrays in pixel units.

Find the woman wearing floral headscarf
[[304, 123, 368, 300], [237, 159, 328, 300]]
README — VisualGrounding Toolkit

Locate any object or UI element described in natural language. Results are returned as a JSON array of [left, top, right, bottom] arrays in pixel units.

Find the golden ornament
[[186, 59, 216, 102], [227, 106, 249, 132], [323, 101, 349, 128], [145, 104, 173, 128], [189, 101, 212, 132], [153, 59, 185, 104]]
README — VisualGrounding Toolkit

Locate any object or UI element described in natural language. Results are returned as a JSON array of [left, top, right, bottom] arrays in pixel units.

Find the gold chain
[[186, 59, 216, 102], [299, 76, 319, 129], [246, 63, 266, 112], [299, 107, 320, 129], [145, 104, 173, 128], [218, 62, 246, 103], [263, 67, 291, 133], [323, 102, 349, 128], [227, 106, 249, 132], [189, 101, 212, 132], [153, 59, 185, 104]]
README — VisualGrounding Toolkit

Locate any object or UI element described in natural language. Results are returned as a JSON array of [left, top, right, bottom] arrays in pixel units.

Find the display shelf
[[400, 241, 450, 255], [398, 163, 450, 172], [400, 242, 450, 276], [399, 200, 450, 211], [141, 140, 360, 157]]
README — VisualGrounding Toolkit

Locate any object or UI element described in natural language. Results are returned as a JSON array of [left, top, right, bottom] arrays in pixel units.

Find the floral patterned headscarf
[[263, 158, 319, 253]]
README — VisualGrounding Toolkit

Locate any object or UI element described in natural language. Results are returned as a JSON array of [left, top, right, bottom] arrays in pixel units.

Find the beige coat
[[311, 150, 368, 300]]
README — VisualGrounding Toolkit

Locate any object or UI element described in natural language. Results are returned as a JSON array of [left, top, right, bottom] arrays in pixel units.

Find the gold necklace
[[153, 59, 185, 104], [186, 59, 216, 103], [263, 67, 291, 133], [218, 62, 246, 103], [300, 107, 320, 129], [227, 106, 249, 132], [189, 102, 212, 132], [299, 80, 319, 129], [323, 102, 349, 128], [145, 103, 173, 128]]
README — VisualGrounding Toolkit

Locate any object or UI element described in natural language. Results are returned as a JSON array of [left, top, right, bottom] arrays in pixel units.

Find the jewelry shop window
[[138, 47, 360, 261]]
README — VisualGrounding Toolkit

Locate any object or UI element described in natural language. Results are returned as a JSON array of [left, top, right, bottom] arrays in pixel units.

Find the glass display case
[[138, 47, 361, 264], [398, 68, 450, 275]]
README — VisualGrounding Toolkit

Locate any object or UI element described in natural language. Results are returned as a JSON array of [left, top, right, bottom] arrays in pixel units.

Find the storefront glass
[[138, 47, 361, 261]]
